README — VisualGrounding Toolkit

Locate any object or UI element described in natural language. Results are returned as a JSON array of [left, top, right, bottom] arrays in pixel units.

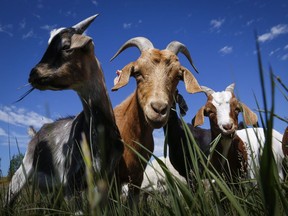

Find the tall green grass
[[0, 39, 287, 215]]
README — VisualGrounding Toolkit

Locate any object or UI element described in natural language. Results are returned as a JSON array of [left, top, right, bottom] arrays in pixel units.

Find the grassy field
[[0, 41, 287, 216]]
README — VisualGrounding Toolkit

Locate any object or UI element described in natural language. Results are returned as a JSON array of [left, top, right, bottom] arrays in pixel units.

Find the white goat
[[193, 83, 284, 182], [141, 156, 186, 193], [111, 37, 201, 203], [6, 15, 123, 211]]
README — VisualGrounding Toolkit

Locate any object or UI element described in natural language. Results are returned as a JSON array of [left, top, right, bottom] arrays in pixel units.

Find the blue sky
[[0, 0, 287, 176]]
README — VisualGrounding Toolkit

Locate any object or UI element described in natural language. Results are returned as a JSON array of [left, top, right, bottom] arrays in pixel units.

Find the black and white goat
[[6, 15, 123, 210]]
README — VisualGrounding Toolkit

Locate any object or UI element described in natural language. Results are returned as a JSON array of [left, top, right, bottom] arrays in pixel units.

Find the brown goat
[[193, 84, 258, 181], [194, 84, 285, 182], [111, 37, 201, 202]]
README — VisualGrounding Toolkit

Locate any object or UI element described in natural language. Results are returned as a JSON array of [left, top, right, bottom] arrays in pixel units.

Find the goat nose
[[151, 101, 168, 115], [223, 123, 233, 131], [29, 68, 38, 82]]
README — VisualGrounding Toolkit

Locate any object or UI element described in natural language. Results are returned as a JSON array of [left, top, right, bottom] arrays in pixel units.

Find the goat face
[[134, 49, 185, 128], [204, 91, 240, 136], [111, 37, 201, 129], [194, 83, 258, 137], [29, 15, 98, 91]]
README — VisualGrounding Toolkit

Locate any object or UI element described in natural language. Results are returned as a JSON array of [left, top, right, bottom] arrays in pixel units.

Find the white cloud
[[37, 0, 44, 8], [210, 18, 225, 31], [219, 46, 233, 55], [40, 24, 57, 31], [269, 48, 281, 56], [0, 24, 13, 37], [246, 19, 255, 26], [22, 29, 35, 39], [33, 14, 41, 19], [19, 19, 26, 29], [0, 106, 52, 129], [91, 0, 98, 6], [0, 128, 7, 136], [258, 24, 288, 43], [281, 54, 288, 61], [284, 44, 288, 50], [123, 23, 132, 29]]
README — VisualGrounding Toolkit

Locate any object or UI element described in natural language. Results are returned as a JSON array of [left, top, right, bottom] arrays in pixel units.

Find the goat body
[[236, 128, 284, 179], [7, 15, 123, 208], [141, 156, 186, 192]]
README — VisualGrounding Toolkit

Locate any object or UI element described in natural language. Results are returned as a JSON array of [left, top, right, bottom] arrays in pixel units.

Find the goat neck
[[114, 91, 154, 151], [77, 56, 115, 126], [76, 56, 122, 177]]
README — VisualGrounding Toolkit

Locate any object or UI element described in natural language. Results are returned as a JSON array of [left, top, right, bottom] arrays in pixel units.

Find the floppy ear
[[70, 34, 92, 49], [181, 67, 202, 94], [112, 62, 134, 91], [193, 106, 205, 127], [240, 103, 258, 126]]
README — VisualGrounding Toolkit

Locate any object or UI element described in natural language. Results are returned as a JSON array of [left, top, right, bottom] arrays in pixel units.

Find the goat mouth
[[221, 131, 236, 138], [30, 78, 69, 91], [146, 116, 167, 129]]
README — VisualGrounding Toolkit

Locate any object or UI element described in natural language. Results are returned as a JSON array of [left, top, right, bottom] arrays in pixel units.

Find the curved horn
[[225, 83, 235, 93], [73, 14, 99, 34], [110, 37, 154, 61], [201, 86, 215, 96], [166, 41, 199, 73]]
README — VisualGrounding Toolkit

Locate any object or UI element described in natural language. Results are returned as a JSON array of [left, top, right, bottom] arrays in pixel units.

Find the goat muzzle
[[145, 101, 169, 128], [150, 101, 168, 116]]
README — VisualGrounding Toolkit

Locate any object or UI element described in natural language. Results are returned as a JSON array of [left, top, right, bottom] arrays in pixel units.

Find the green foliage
[[7, 153, 24, 179]]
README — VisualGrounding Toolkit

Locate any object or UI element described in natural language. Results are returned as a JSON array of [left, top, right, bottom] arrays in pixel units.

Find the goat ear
[[240, 103, 258, 126], [70, 34, 92, 49], [193, 106, 205, 127], [181, 67, 202, 94], [112, 63, 133, 91]]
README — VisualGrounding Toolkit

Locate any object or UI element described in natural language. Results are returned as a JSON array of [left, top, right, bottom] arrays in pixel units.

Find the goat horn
[[73, 14, 99, 34], [166, 41, 199, 73], [225, 83, 235, 93], [110, 37, 154, 61], [201, 86, 215, 96]]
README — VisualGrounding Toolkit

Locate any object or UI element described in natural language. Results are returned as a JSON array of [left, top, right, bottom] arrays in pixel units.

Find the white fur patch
[[211, 91, 232, 128], [236, 128, 284, 180], [48, 27, 65, 44]]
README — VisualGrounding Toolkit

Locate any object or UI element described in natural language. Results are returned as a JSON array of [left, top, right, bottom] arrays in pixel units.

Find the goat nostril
[[223, 124, 233, 131], [29, 68, 38, 81], [151, 101, 168, 115]]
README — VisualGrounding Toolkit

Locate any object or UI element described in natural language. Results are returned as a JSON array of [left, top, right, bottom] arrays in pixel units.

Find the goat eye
[[235, 107, 241, 115], [133, 71, 143, 79], [205, 108, 214, 116], [62, 44, 70, 50], [176, 74, 182, 80]]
